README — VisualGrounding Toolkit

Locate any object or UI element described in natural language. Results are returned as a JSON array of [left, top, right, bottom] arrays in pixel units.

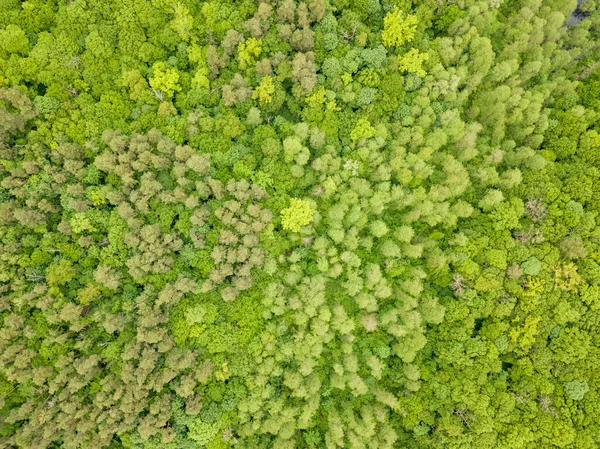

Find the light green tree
[[382, 8, 418, 48], [149, 62, 181, 98], [398, 49, 429, 77], [281, 198, 316, 232]]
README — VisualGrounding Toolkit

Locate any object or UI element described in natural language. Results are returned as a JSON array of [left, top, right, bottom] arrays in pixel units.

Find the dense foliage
[[1, 0, 600, 447]]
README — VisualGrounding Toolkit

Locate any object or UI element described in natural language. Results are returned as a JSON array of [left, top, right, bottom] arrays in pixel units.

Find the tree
[[149, 62, 181, 98], [558, 236, 587, 259], [0, 24, 29, 56], [382, 8, 418, 48], [292, 52, 318, 92], [253, 75, 275, 105], [398, 49, 429, 77], [238, 38, 262, 69], [350, 117, 376, 142], [280, 198, 316, 232], [564, 380, 589, 400], [170, 3, 194, 41]]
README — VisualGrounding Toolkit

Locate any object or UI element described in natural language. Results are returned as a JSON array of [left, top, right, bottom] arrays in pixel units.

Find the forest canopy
[[1, 0, 600, 448]]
